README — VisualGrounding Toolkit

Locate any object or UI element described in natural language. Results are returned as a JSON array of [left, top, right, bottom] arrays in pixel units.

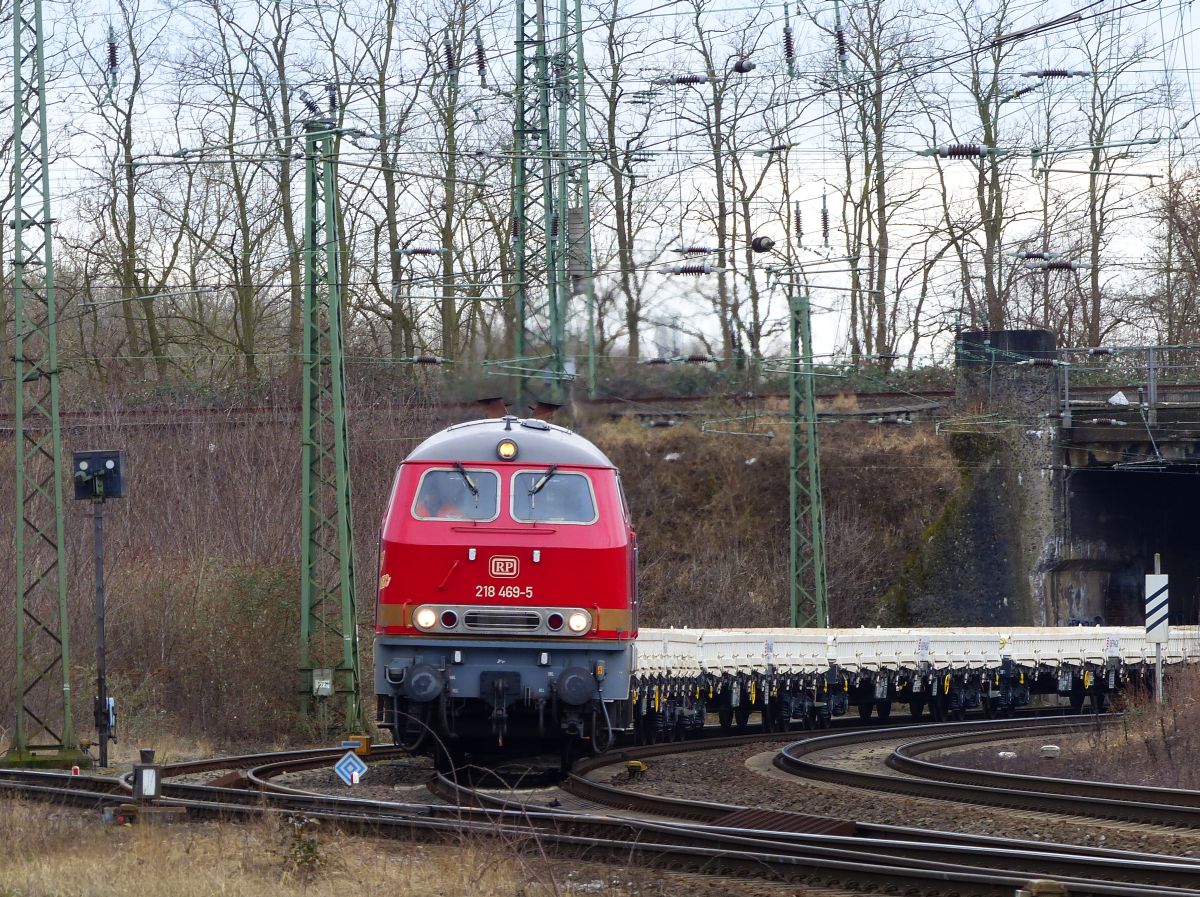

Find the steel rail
[[1, 739, 1193, 897], [888, 725, 1200, 817], [776, 714, 1200, 826]]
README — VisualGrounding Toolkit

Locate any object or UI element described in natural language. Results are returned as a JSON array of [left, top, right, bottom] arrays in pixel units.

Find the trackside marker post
[[334, 750, 367, 786], [1146, 553, 1168, 705]]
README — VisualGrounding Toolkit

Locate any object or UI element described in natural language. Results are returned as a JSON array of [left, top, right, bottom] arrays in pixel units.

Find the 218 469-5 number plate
[[475, 584, 534, 598]]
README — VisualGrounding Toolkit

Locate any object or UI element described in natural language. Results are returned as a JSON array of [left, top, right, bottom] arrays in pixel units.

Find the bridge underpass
[[1057, 406, 1200, 628], [885, 330, 1200, 630]]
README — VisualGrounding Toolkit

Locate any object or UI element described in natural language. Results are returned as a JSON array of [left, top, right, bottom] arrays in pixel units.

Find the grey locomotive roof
[[405, 417, 615, 467]]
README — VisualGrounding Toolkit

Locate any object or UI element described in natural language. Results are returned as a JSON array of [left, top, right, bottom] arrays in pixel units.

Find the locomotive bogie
[[374, 637, 632, 704]]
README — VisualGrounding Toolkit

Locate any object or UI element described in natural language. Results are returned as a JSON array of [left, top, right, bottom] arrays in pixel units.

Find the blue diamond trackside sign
[[334, 749, 368, 786]]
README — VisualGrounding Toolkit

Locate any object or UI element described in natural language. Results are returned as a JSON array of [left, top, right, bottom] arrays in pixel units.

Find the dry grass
[[0, 798, 817, 897], [0, 800, 544, 897], [594, 416, 957, 627], [944, 667, 1200, 788]]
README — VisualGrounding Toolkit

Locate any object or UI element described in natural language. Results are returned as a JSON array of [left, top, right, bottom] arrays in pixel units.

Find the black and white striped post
[[1145, 553, 1168, 705]]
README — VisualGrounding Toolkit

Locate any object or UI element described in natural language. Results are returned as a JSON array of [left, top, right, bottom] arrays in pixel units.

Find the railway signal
[[73, 450, 126, 769]]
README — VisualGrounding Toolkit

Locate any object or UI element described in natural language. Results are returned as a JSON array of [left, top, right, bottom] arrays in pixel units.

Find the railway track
[[774, 714, 1200, 826], [4, 718, 1198, 897]]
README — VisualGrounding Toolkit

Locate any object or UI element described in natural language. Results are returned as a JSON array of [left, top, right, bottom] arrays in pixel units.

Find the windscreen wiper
[[453, 462, 479, 496], [529, 465, 558, 495]]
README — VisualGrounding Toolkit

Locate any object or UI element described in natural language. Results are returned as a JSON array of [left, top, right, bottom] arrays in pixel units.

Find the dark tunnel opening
[[1065, 468, 1200, 626]]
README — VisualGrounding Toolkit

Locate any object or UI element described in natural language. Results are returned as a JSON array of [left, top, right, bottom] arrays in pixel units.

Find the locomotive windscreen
[[512, 471, 597, 523], [412, 467, 499, 521]]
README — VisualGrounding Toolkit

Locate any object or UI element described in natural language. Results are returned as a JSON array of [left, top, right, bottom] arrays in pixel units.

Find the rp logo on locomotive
[[489, 555, 519, 578]]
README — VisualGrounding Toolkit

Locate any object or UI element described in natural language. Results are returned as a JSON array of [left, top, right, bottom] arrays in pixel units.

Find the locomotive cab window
[[511, 470, 597, 524], [412, 468, 499, 521]]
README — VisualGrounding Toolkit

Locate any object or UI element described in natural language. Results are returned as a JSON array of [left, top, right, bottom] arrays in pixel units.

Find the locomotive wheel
[[642, 710, 660, 745], [717, 704, 733, 734], [560, 740, 577, 774], [857, 702, 873, 721], [762, 702, 776, 733], [433, 745, 464, 775], [816, 708, 831, 729], [734, 702, 751, 732]]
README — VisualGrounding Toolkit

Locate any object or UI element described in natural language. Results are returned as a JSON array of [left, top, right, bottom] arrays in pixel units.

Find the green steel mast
[[573, 0, 598, 399], [512, 0, 595, 406], [298, 117, 361, 731], [512, 0, 550, 408], [7, 0, 86, 768], [788, 283, 828, 628]]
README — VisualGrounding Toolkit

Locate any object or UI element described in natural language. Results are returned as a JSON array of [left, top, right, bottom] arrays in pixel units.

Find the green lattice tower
[[511, 0, 600, 406], [788, 288, 828, 628], [6, 0, 88, 769], [298, 118, 361, 732], [512, 0, 540, 405], [550, 0, 598, 400]]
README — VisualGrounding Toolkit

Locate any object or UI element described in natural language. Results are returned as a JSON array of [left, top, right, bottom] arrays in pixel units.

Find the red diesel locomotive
[[374, 415, 637, 758]]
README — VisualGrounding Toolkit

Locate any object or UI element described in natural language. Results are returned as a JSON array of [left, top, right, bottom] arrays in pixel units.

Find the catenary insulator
[[793, 203, 802, 245], [751, 235, 775, 253], [674, 245, 714, 255], [475, 28, 486, 85], [444, 37, 456, 73], [682, 353, 719, 363], [820, 196, 830, 244], [107, 30, 118, 69], [655, 73, 707, 85], [733, 58, 755, 74], [936, 144, 989, 158], [1023, 69, 1087, 78], [1016, 250, 1054, 260], [1004, 85, 1040, 102], [511, 215, 521, 238], [835, 29, 847, 59], [664, 263, 717, 275], [1040, 260, 1089, 271], [403, 246, 445, 256], [411, 354, 448, 364], [783, 25, 795, 63], [300, 92, 322, 116], [550, 213, 559, 238], [327, 83, 338, 114]]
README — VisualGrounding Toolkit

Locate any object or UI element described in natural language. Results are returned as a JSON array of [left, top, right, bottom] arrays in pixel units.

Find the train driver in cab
[[414, 466, 496, 521]]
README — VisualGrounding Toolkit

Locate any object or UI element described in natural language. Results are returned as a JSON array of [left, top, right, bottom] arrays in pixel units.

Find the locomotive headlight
[[413, 606, 438, 630], [496, 438, 518, 461], [567, 611, 591, 633]]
